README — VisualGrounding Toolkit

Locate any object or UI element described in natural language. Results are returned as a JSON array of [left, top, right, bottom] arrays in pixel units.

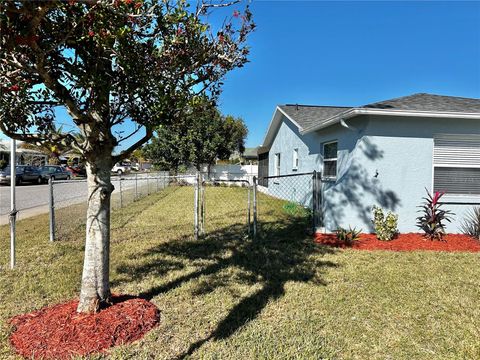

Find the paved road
[[0, 181, 90, 214], [0, 173, 172, 224]]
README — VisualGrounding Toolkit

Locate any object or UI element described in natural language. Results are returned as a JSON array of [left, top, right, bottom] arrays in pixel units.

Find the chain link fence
[[52, 172, 170, 241], [255, 172, 322, 237], [2, 169, 325, 269], [48, 171, 254, 242]]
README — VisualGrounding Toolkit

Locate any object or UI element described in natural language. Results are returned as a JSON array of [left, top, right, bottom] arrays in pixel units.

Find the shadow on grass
[[112, 186, 183, 230], [114, 214, 338, 359]]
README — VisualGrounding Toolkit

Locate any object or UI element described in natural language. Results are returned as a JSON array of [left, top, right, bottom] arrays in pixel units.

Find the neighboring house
[[0, 139, 48, 167], [241, 147, 259, 164], [259, 93, 480, 233], [227, 147, 259, 165]]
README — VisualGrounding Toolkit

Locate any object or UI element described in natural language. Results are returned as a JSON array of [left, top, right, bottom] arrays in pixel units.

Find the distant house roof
[[0, 139, 46, 155], [262, 93, 480, 149], [242, 147, 258, 159]]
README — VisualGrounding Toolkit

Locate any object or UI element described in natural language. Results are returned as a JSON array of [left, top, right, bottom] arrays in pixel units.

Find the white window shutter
[[433, 134, 480, 195], [434, 134, 480, 167]]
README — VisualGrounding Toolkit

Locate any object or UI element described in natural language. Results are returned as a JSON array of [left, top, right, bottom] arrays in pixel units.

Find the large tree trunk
[[77, 152, 114, 313]]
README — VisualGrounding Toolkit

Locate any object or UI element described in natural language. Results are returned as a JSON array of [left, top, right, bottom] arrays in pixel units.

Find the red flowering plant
[[416, 188, 454, 241]]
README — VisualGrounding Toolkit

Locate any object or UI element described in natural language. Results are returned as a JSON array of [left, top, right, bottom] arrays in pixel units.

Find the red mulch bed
[[314, 233, 480, 252], [9, 295, 160, 359]]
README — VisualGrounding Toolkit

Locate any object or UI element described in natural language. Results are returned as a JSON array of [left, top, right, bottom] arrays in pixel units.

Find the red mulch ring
[[314, 233, 480, 252], [9, 294, 160, 359]]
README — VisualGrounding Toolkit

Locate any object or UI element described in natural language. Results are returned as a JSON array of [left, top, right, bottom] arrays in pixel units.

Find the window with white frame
[[433, 134, 480, 195], [293, 148, 299, 170], [274, 153, 281, 176], [323, 141, 338, 179]]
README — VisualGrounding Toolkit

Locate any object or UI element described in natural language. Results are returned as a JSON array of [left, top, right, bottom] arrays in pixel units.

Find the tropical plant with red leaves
[[416, 188, 454, 241]]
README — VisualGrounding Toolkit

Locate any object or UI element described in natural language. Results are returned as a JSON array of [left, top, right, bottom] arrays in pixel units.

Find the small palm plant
[[416, 189, 454, 241], [460, 207, 480, 240], [336, 226, 362, 246]]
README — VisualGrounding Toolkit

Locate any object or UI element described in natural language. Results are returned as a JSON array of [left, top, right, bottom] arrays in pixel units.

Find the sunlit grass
[[0, 186, 479, 359]]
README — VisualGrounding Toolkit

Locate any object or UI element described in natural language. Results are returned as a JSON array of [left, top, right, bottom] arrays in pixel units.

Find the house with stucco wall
[[258, 93, 480, 233]]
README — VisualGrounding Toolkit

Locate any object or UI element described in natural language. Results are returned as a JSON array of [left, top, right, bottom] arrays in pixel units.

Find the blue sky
[[219, 0, 480, 147], [3, 1, 479, 150]]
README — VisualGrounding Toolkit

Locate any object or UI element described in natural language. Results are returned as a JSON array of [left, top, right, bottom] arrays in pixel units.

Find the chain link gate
[[194, 173, 252, 240], [253, 171, 322, 238]]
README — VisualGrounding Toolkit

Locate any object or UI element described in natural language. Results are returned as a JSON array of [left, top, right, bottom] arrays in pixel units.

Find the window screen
[[323, 142, 337, 178]]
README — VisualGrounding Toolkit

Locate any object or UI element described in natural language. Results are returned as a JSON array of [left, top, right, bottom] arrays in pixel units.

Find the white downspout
[[340, 118, 357, 131]]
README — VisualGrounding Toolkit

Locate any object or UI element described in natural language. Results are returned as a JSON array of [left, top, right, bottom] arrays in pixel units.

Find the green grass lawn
[[1, 186, 479, 359]]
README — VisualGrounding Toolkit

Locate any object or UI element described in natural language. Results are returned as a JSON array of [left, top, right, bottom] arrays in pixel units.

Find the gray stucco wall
[[266, 116, 320, 208], [266, 114, 480, 233]]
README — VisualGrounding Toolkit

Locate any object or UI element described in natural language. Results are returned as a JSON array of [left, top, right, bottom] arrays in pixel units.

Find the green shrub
[[335, 226, 362, 246], [460, 207, 480, 240], [0, 159, 6, 169], [371, 205, 398, 241], [283, 202, 310, 217]]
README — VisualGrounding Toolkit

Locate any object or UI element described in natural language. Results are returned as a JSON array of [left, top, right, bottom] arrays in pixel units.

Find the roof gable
[[278, 105, 350, 130]]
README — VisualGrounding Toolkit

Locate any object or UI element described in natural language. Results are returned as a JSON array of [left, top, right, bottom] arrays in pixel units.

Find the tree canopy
[[143, 97, 248, 171], [0, 0, 254, 160]]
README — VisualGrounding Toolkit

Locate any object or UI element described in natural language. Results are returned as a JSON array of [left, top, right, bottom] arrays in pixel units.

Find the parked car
[[66, 164, 86, 177], [0, 165, 43, 185], [112, 162, 131, 175], [40, 165, 72, 182], [131, 162, 140, 172]]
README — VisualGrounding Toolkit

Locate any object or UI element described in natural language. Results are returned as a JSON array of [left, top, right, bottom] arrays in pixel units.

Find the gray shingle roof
[[278, 105, 350, 129], [279, 93, 480, 130], [363, 93, 480, 112]]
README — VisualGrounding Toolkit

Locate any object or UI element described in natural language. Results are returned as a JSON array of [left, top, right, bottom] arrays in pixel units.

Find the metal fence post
[[119, 176, 123, 208], [156, 173, 159, 192], [201, 175, 205, 235], [135, 173, 138, 200], [316, 171, 323, 229], [9, 138, 17, 269], [146, 174, 150, 195], [194, 172, 199, 240], [247, 183, 251, 236], [49, 177, 55, 242], [312, 171, 317, 232], [253, 176, 257, 239]]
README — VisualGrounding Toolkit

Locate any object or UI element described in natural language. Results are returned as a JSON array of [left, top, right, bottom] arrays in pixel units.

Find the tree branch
[[112, 127, 153, 163], [0, 120, 80, 149], [115, 125, 144, 144], [196, 0, 241, 16]]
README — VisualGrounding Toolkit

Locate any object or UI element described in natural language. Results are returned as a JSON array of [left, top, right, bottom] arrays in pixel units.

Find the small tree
[[143, 124, 186, 173], [0, 0, 254, 313], [144, 97, 248, 171]]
